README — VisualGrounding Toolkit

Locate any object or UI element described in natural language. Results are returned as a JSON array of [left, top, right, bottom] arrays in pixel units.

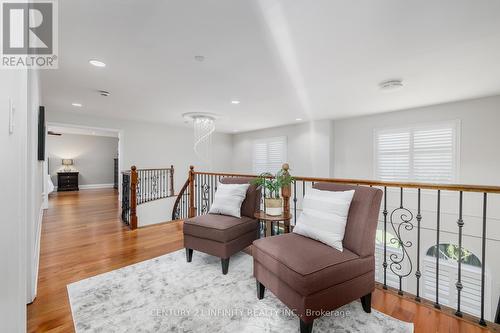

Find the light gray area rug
[[67, 250, 413, 332]]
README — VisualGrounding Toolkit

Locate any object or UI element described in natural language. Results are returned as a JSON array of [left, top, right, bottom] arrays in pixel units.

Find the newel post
[[281, 163, 291, 233], [130, 165, 138, 230], [169, 165, 175, 197], [188, 165, 196, 218]]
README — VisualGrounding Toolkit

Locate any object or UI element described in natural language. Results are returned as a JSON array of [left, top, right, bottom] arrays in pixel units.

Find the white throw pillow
[[293, 188, 355, 251], [209, 183, 250, 218]]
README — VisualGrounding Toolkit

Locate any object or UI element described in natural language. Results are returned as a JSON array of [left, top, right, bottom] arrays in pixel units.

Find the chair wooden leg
[[221, 258, 230, 275], [256, 280, 265, 300], [360, 293, 372, 313], [300, 319, 314, 333], [185, 248, 193, 262]]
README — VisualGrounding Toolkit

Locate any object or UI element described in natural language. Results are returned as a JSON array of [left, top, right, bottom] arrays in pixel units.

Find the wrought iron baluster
[[415, 188, 422, 302], [479, 193, 487, 326], [303, 181, 306, 197], [195, 174, 199, 216], [388, 187, 413, 296], [455, 191, 464, 317], [434, 189, 441, 309], [383, 186, 388, 290], [140, 171, 143, 204]]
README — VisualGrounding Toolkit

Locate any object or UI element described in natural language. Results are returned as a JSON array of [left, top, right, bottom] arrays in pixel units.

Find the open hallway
[[27, 190, 183, 332], [28, 189, 495, 332]]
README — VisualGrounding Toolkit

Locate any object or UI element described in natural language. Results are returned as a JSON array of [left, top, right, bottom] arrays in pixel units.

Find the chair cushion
[[293, 188, 354, 251], [183, 214, 259, 243], [219, 177, 261, 218], [252, 233, 374, 296], [209, 183, 250, 218]]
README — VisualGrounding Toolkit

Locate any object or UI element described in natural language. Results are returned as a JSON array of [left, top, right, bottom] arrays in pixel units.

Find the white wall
[[47, 133, 118, 187], [26, 70, 45, 304], [333, 95, 500, 185], [0, 70, 28, 332], [46, 111, 233, 194], [232, 120, 333, 177]]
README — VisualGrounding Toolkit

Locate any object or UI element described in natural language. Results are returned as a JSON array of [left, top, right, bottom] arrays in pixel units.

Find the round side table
[[254, 211, 292, 237]]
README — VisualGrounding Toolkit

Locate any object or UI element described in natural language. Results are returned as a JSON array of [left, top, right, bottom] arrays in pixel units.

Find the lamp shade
[[62, 159, 73, 166]]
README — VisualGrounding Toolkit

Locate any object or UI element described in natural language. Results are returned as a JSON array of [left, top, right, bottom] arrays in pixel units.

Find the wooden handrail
[[171, 178, 190, 220], [193, 170, 500, 194]]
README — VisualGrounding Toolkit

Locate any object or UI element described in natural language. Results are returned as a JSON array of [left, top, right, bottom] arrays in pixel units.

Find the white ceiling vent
[[379, 79, 404, 92]]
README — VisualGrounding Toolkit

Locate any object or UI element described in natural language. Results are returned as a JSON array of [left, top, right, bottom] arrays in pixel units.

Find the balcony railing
[[172, 164, 500, 327], [121, 165, 175, 229]]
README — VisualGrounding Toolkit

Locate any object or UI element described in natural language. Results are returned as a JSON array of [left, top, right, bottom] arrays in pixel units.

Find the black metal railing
[[121, 171, 131, 226], [173, 165, 500, 326], [121, 165, 175, 229]]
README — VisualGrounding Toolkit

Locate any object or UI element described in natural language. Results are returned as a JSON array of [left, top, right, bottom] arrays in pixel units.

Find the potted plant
[[252, 166, 294, 216]]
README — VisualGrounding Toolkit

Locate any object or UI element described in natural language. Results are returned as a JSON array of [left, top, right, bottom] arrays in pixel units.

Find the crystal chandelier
[[183, 113, 216, 168]]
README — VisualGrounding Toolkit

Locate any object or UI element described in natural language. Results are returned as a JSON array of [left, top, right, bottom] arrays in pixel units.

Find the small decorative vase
[[265, 197, 282, 216]]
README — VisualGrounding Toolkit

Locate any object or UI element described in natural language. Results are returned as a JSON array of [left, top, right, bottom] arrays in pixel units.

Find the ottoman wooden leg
[[221, 258, 230, 275], [256, 280, 265, 300], [185, 248, 193, 262], [360, 293, 372, 313], [300, 319, 314, 333]]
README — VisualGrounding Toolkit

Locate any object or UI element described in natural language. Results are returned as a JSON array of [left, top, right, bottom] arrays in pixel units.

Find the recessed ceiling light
[[233, 129, 239, 132], [89, 59, 106, 67], [295, 118, 302, 121], [231, 100, 240, 104], [379, 79, 403, 91], [72, 103, 82, 107]]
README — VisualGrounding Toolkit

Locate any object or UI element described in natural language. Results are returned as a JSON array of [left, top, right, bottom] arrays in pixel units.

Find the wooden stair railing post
[[130, 165, 138, 229], [169, 165, 175, 197], [188, 165, 196, 218], [281, 163, 291, 233]]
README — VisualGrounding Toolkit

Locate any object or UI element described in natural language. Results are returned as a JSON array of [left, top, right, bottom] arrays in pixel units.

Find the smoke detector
[[379, 79, 404, 91], [98, 90, 110, 97]]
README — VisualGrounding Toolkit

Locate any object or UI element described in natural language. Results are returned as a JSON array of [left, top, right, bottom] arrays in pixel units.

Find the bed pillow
[[293, 188, 355, 251], [209, 183, 250, 218]]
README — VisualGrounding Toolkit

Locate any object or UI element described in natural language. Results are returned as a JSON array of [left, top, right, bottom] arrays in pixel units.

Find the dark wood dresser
[[57, 172, 79, 191]]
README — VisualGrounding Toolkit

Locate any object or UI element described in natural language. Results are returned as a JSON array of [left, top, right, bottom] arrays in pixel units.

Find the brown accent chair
[[183, 177, 261, 274], [252, 183, 383, 333]]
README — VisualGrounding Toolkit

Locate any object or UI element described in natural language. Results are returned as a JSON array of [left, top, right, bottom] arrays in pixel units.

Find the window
[[252, 136, 287, 174], [423, 244, 486, 317], [375, 121, 459, 183]]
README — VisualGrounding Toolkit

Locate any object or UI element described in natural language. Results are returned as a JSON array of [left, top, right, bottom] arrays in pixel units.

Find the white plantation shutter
[[375, 121, 458, 183], [253, 136, 287, 174], [413, 127, 455, 183], [423, 257, 486, 318], [376, 129, 411, 181]]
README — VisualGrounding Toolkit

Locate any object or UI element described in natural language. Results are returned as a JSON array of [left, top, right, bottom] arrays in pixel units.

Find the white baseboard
[[79, 183, 115, 190], [28, 206, 44, 304], [54, 183, 115, 191]]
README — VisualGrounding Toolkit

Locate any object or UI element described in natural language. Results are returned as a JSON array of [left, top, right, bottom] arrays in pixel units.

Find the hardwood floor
[[28, 189, 497, 332]]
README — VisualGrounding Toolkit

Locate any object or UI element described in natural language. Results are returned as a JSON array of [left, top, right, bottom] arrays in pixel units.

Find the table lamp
[[62, 159, 74, 171]]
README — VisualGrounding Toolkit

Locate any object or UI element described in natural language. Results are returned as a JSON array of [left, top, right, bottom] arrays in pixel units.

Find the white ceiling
[[41, 0, 500, 133]]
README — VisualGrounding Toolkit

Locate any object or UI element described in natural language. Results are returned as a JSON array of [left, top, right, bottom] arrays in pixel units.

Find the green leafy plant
[[252, 168, 294, 199]]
